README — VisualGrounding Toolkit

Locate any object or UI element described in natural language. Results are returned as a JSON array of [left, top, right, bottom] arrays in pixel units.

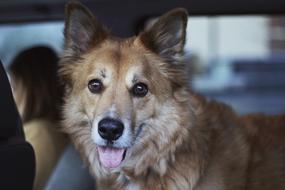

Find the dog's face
[[60, 2, 188, 173]]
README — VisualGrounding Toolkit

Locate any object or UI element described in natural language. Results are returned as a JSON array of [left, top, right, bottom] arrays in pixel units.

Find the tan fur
[[60, 2, 285, 189]]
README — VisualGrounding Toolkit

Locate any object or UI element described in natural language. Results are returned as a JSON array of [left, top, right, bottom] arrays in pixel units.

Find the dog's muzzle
[[97, 117, 126, 168]]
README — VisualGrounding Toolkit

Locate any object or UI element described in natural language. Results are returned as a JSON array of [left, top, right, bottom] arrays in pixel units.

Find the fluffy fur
[[59, 2, 285, 189]]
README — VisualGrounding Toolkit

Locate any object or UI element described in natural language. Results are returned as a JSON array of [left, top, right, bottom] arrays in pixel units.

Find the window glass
[[1, 16, 285, 114], [0, 22, 63, 67], [186, 16, 285, 114]]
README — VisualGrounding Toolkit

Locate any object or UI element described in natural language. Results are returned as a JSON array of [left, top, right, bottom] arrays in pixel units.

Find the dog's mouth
[[97, 146, 127, 168]]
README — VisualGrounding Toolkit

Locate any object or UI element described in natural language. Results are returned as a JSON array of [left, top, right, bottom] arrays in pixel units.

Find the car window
[[186, 16, 285, 114], [0, 22, 63, 67], [1, 15, 285, 115]]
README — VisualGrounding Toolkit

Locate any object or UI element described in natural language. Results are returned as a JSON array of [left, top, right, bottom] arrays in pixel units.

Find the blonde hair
[[9, 46, 62, 123]]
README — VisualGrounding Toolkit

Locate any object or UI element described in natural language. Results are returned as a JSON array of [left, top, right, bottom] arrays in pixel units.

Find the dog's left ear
[[139, 8, 188, 63], [64, 1, 108, 54]]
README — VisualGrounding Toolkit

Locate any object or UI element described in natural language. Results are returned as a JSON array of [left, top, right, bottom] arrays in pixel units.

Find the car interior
[[0, 0, 285, 189]]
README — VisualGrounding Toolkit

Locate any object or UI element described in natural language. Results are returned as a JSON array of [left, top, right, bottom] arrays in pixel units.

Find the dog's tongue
[[97, 146, 125, 168]]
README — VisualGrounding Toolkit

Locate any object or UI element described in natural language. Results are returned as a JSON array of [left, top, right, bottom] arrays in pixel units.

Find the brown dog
[[59, 1, 285, 189]]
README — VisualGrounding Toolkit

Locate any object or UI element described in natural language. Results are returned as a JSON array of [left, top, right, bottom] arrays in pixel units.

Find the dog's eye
[[132, 83, 148, 97], [88, 79, 103, 93]]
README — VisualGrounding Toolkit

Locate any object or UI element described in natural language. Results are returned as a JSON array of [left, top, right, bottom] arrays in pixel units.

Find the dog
[[59, 1, 285, 189]]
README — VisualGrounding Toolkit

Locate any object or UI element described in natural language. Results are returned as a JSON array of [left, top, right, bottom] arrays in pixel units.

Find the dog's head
[[60, 1, 190, 175]]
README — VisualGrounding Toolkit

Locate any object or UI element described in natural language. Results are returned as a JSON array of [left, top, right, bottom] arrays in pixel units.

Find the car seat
[[0, 60, 35, 190]]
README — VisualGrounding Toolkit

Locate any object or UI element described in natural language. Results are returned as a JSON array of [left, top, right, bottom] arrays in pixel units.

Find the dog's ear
[[140, 8, 188, 63], [64, 1, 108, 54]]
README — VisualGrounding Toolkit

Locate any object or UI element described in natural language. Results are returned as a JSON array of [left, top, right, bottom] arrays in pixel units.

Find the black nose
[[98, 118, 124, 141]]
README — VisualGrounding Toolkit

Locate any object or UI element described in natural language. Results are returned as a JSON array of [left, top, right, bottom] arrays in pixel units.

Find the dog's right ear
[[64, 1, 108, 54]]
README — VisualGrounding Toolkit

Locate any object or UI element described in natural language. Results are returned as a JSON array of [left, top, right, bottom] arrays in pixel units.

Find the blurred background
[[1, 0, 285, 115]]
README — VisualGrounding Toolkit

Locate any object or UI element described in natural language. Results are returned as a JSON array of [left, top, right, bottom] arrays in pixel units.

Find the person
[[9, 46, 68, 190]]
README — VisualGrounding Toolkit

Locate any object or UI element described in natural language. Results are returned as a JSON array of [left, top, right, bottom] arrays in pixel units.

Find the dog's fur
[[59, 2, 285, 189]]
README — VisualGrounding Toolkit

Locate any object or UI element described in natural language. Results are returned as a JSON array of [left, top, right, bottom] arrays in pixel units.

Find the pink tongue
[[97, 146, 125, 168]]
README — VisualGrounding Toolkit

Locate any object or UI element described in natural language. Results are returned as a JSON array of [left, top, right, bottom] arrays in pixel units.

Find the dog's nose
[[98, 118, 124, 141]]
